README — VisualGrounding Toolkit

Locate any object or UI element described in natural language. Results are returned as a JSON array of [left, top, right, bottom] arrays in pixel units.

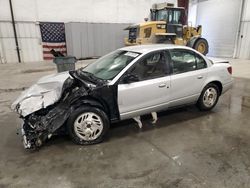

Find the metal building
[[65, 22, 130, 58]]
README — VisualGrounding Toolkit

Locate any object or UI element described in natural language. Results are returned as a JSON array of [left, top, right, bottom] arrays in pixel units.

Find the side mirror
[[123, 73, 139, 83]]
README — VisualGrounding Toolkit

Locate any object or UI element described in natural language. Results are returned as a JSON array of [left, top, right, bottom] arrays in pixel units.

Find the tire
[[67, 106, 109, 145], [194, 38, 209, 55], [197, 83, 220, 111]]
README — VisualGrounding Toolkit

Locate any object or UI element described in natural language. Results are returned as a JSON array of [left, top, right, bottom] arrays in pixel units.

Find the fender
[[70, 97, 109, 118], [71, 87, 120, 122], [202, 76, 223, 94], [186, 36, 201, 48], [21, 83, 120, 149]]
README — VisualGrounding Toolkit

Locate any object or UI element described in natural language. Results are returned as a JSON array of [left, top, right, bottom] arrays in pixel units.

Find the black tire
[[197, 83, 220, 111], [194, 38, 209, 55], [67, 106, 109, 145]]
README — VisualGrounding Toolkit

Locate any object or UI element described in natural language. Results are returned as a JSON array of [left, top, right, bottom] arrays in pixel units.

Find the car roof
[[119, 44, 194, 54]]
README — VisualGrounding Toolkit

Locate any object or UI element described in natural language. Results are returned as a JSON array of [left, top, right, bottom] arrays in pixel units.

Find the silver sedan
[[12, 44, 233, 148]]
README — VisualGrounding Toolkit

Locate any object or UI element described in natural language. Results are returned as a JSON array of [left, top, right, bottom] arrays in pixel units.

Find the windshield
[[168, 9, 182, 24], [156, 9, 168, 20], [155, 9, 184, 24], [83, 50, 140, 80]]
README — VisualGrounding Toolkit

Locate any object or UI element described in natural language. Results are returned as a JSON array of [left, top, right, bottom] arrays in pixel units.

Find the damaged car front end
[[12, 49, 142, 149], [12, 69, 119, 149]]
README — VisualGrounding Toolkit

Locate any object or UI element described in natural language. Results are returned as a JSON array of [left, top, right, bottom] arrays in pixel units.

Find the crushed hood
[[11, 71, 70, 117]]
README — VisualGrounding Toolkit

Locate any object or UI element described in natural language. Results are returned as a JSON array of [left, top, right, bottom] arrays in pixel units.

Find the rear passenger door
[[169, 49, 208, 107]]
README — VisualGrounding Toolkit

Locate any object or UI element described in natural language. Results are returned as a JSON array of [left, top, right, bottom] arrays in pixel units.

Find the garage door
[[196, 0, 241, 57], [236, 0, 250, 59]]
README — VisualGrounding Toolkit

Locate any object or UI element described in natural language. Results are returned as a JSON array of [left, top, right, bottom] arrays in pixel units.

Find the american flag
[[39, 22, 67, 60]]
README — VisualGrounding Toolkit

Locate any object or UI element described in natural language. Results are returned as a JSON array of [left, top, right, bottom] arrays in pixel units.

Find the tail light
[[227, 66, 232, 74]]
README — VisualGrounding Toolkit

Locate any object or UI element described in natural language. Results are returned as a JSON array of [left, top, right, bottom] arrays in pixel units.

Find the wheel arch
[[70, 96, 111, 120], [66, 97, 110, 145], [203, 80, 223, 95], [186, 36, 201, 48], [208, 81, 223, 95]]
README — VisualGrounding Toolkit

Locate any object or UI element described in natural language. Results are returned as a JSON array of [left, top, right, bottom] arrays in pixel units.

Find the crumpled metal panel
[[11, 71, 70, 117], [11, 68, 120, 149]]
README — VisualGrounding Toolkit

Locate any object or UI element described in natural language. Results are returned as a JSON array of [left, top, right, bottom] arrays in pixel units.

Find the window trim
[[168, 49, 208, 75], [195, 53, 208, 70]]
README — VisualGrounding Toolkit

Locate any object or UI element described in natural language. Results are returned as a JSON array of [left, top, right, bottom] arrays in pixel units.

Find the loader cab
[[151, 7, 185, 38], [151, 7, 185, 24]]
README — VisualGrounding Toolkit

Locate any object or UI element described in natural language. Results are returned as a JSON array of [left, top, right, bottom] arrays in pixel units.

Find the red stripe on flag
[[44, 57, 54, 60], [42, 42, 67, 60]]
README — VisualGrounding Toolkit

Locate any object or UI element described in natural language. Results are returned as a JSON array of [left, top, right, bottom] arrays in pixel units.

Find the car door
[[117, 50, 171, 120], [169, 49, 208, 107]]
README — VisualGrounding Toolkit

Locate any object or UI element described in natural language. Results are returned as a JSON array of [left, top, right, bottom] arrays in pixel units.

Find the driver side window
[[128, 51, 169, 81]]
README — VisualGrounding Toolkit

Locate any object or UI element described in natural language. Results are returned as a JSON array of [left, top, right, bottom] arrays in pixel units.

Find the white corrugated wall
[[0, 21, 43, 63], [0, 21, 18, 63], [17, 22, 43, 62], [0, 0, 177, 23], [236, 0, 250, 59]]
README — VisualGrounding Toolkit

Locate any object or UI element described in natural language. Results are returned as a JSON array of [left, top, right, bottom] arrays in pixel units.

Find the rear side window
[[170, 49, 207, 74], [170, 50, 196, 74], [196, 55, 207, 69]]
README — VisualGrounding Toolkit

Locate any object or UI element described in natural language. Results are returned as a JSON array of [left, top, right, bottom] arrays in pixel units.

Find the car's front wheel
[[67, 106, 109, 145], [197, 83, 220, 111]]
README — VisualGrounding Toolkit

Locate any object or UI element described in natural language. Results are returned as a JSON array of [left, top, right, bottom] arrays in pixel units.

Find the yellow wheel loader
[[124, 3, 209, 55]]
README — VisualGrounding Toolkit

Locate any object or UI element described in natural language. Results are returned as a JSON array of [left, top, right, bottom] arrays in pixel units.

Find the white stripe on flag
[[43, 47, 67, 52]]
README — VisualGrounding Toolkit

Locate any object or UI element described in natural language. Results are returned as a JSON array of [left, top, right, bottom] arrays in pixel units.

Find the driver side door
[[117, 50, 171, 120]]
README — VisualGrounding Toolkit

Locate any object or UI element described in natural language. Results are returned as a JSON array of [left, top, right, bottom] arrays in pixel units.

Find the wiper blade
[[77, 70, 107, 85], [81, 71, 95, 77], [81, 71, 100, 81]]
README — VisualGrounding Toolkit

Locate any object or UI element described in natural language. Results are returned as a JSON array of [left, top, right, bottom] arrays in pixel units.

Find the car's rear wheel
[[67, 106, 109, 145], [197, 83, 220, 111]]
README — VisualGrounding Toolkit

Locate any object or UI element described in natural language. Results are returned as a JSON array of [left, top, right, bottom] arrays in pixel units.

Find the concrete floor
[[0, 59, 250, 187]]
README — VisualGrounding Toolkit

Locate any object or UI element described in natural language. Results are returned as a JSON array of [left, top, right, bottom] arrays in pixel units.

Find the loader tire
[[194, 38, 209, 55]]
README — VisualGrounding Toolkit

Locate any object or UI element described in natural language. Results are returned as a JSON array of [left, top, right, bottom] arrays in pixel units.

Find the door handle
[[197, 76, 203, 79], [158, 83, 166, 88]]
